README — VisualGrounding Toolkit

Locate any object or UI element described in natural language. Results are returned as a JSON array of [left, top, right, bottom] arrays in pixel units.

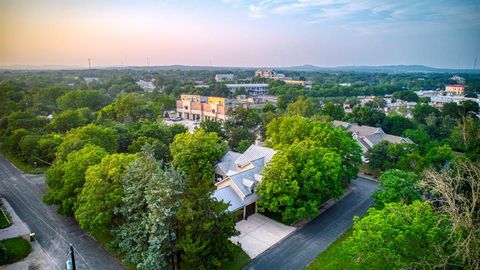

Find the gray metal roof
[[217, 151, 242, 175], [234, 145, 277, 167], [213, 186, 244, 212]]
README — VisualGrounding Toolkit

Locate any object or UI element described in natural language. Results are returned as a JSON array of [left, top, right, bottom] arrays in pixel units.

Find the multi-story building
[[445, 85, 466, 96], [226, 83, 269, 96], [176, 94, 231, 122], [254, 69, 286, 79], [215, 74, 235, 82]]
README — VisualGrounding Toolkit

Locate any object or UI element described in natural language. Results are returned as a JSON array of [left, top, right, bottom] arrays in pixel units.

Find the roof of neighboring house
[[213, 186, 244, 212], [332, 120, 413, 150], [234, 145, 277, 167], [217, 151, 242, 175]]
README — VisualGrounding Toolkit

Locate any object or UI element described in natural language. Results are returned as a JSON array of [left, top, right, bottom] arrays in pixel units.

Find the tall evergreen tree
[[177, 165, 238, 269]]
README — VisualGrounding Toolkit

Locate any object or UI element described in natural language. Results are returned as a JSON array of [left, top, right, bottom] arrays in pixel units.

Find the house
[[213, 145, 277, 220], [332, 120, 413, 155], [255, 69, 285, 79]]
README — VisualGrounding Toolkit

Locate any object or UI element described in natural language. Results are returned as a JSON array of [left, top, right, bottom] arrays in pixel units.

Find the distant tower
[[88, 58, 91, 69], [474, 57, 477, 70]]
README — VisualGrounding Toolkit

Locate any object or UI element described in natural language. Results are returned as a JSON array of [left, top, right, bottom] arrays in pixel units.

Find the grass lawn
[[0, 237, 32, 265], [305, 228, 386, 270], [0, 151, 47, 175], [182, 243, 250, 270], [0, 208, 11, 229]]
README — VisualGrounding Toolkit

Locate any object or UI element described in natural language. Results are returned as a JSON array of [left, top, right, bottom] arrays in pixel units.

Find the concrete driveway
[[230, 213, 296, 258], [245, 177, 378, 270]]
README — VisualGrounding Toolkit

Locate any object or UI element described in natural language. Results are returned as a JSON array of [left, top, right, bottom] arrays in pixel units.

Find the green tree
[[320, 102, 345, 120], [75, 153, 136, 238], [391, 90, 419, 102], [97, 93, 162, 124], [57, 89, 109, 111], [177, 166, 238, 269], [287, 97, 316, 117], [44, 145, 108, 215], [227, 127, 255, 152], [170, 129, 227, 180], [113, 149, 186, 270], [37, 133, 63, 164], [266, 115, 361, 184], [342, 201, 452, 269], [46, 108, 92, 133], [55, 124, 118, 161], [381, 114, 416, 136], [365, 141, 390, 170], [236, 140, 251, 153], [348, 106, 385, 127], [199, 119, 227, 140], [257, 154, 299, 221], [373, 170, 422, 208], [412, 103, 440, 124], [423, 145, 454, 170], [450, 116, 480, 161]]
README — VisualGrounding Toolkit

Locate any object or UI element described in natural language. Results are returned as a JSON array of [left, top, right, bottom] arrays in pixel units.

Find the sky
[[0, 0, 479, 69]]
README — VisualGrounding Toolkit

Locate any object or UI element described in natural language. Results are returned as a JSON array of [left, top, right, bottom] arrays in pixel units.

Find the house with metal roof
[[332, 120, 413, 155], [212, 145, 277, 220]]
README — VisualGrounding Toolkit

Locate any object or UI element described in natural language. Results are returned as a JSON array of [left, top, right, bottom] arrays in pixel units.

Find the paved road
[[245, 177, 378, 270], [0, 155, 126, 270]]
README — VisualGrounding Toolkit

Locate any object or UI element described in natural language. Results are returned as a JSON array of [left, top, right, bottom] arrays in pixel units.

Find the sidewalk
[[0, 198, 30, 240]]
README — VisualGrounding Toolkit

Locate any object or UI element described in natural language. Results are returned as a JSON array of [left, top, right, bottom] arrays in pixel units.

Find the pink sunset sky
[[1, 0, 479, 68]]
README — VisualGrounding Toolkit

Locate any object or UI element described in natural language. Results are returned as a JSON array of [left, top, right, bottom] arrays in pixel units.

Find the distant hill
[[1, 64, 478, 73], [278, 64, 479, 73]]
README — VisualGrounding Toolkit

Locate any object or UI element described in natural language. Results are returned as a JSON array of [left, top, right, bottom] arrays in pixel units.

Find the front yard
[[0, 236, 32, 265]]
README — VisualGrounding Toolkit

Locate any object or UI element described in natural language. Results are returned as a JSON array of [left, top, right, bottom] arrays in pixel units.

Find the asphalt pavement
[[245, 177, 378, 270], [0, 154, 126, 270]]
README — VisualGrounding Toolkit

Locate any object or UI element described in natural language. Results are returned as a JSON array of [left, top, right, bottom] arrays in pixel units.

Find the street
[[0, 154, 126, 270], [245, 177, 378, 270]]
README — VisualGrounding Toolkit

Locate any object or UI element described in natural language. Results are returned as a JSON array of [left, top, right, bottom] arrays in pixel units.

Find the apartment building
[[176, 94, 230, 122], [445, 85, 466, 96]]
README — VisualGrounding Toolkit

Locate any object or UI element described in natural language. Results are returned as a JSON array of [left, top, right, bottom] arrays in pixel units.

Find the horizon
[[1, 0, 479, 69]]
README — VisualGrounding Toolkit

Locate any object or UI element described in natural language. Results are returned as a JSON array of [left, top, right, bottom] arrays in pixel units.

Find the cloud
[[249, 4, 265, 19], [224, 0, 480, 30]]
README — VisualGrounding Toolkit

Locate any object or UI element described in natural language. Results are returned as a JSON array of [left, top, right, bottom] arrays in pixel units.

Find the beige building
[[445, 85, 465, 96], [176, 94, 230, 122]]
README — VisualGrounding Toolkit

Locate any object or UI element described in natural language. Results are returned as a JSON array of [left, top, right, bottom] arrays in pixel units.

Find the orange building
[[445, 85, 465, 96], [176, 94, 230, 122]]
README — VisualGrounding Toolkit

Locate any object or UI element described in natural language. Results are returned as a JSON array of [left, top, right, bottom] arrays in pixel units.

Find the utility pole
[[70, 245, 76, 270]]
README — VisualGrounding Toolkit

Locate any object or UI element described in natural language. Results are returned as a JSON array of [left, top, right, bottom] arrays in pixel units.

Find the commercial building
[[176, 94, 231, 122], [213, 145, 277, 220], [226, 83, 269, 96], [445, 85, 466, 96], [215, 74, 235, 82], [255, 69, 285, 79]]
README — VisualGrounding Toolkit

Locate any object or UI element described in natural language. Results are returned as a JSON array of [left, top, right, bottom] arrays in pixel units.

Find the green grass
[[0, 237, 32, 265], [0, 208, 11, 229], [182, 243, 251, 270], [0, 151, 47, 175], [224, 244, 251, 270], [305, 228, 385, 270]]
